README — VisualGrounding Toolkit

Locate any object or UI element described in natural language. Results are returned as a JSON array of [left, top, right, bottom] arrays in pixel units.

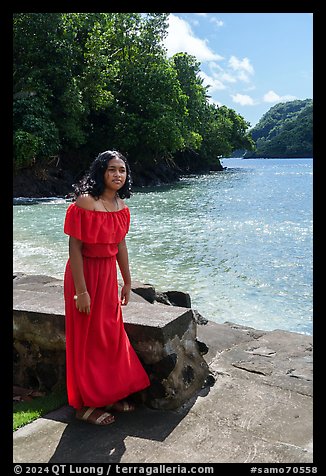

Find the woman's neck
[[99, 191, 120, 212], [100, 190, 117, 200]]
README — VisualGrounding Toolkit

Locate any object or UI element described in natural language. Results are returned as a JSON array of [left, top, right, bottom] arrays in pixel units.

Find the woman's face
[[103, 157, 127, 192]]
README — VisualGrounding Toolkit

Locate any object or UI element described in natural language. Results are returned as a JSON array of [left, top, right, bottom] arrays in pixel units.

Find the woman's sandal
[[76, 407, 115, 425], [106, 400, 135, 412]]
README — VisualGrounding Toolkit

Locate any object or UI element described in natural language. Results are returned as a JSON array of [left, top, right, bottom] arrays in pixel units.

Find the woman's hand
[[120, 283, 131, 306], [75, 292, 91, 314]]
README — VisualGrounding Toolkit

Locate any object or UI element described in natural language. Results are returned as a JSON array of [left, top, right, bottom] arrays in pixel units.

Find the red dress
[[63, 203, 150, 410]]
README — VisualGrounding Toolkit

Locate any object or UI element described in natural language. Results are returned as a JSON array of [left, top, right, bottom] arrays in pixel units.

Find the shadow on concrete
[[45, 386, 211, 463]]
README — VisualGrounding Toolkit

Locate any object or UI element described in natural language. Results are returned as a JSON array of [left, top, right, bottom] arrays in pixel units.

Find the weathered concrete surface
[[13, 318, 313, 463], [13, 274, 209, 410]]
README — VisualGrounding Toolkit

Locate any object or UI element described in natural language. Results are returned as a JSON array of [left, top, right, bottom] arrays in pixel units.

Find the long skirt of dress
[[64, 255, 150, 410]]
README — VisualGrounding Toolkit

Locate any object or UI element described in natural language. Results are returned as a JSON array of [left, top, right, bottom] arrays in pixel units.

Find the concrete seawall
[[13, 274, 313, 463]]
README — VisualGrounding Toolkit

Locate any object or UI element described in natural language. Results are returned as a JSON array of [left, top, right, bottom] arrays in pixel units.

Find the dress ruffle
[[64, 203, 130, 244]]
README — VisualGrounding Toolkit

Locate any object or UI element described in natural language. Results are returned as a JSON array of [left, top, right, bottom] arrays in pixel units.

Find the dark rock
[[164, 290, 191, 308], [192, 309, 208, 325], [13, 157, 226, 198], [182, 365, 195, 385], [131, 161, 181, 188], [146, 354, 178, 380], [154, 292, 172, 306], [13, 166, 75, 198], [196, 339, 209, 355], [131, 282, 157, 304], [203, 374, 216, 387], [144, 379, 167, 400]]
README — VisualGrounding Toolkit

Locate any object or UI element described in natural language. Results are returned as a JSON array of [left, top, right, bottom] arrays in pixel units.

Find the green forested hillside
[[13, 12, 255, 193], [244, 99, 313, 158]]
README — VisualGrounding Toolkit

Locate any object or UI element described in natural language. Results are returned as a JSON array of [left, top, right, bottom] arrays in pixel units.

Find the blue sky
[[163, 13, 313, 128]]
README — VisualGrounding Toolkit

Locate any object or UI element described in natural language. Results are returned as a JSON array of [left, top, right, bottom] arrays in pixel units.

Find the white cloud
[[207, 62, 236, 84], [199, 71, 226, 92], [218, 72, 237, 84], [164, 14, 259, 109], [228, 56, 254, 82], [208, 61, 223, 72], [205, 57, 253, 92], [229, 56, 254, 74], [163, 14, 223, 62], [209, 17, 224, 27], [263, 90, 297, 103], [231, 94, 255, 106], [228, 89, 296, 109]]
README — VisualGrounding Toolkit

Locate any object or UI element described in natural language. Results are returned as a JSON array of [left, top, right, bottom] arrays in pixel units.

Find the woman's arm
[[69, 236, 91, 314], [67, 194, 95, 313], [117, 238, 131, 305]]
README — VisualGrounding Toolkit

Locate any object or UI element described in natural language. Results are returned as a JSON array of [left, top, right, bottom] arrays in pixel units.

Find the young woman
[[63, 150, 150, 425]]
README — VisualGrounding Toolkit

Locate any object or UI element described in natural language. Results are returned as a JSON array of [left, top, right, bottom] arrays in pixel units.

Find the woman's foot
[[106, 399, 135, 412], [76, 407, 115, 425]]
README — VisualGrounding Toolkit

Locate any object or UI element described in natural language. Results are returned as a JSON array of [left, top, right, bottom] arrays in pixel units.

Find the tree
[[13, 12, 258, 179]]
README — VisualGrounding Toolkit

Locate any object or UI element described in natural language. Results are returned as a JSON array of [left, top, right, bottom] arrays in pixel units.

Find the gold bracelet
[[73, 291, 88, 301]]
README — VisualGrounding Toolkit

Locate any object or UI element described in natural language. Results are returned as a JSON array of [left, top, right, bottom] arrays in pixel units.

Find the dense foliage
[[245, 99, 313, 158], [13, 13, 255, 178]]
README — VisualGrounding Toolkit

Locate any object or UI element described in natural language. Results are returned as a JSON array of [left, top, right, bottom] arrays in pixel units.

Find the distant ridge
[[244, 98, 313, 158]]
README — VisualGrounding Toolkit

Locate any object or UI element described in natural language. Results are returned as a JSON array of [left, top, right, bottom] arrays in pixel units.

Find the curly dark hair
[[72, 150, 132, 200]]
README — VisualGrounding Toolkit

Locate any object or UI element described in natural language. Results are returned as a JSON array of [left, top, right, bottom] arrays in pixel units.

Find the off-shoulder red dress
[[63, 203, 150, 410]]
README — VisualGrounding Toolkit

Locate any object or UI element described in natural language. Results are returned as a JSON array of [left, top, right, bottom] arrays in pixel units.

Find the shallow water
[[13, 158, 313, 335]]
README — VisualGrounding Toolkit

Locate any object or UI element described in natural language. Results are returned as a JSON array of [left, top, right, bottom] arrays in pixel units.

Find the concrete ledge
[[13, 274, 209, 409], [13, 319, 313, 464], [197, 320, 313, 398]]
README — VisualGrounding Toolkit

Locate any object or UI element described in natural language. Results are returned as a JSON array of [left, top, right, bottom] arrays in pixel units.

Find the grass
[[13, 385, 68, 431]]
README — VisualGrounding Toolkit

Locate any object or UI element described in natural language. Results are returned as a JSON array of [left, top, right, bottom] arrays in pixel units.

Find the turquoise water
[[13, 158, 313, 335]]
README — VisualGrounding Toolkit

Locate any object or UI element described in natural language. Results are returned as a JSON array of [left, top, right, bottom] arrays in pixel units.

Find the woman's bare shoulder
[[75, 194, 97, 210], [117, 197, 126, 210]]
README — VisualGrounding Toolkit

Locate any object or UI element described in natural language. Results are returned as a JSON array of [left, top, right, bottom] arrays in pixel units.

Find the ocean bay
[[13, 158, 313, 335]]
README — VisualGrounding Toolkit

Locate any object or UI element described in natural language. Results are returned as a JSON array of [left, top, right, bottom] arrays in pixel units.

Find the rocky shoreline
[[13, 158, 224, 198], [12, 165, 181, 198]]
